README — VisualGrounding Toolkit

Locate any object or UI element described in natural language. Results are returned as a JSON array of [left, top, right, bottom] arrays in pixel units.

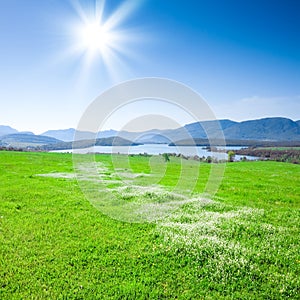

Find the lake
[[53, 144, 257, 161]]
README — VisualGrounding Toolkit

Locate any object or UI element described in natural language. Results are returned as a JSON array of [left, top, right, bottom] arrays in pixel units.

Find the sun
[[66, 0, 141, 80], [79, 21, 111, 53]]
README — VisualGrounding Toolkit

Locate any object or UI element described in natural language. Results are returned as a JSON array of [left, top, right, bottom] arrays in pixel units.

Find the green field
[[0, 151, 299, 299]]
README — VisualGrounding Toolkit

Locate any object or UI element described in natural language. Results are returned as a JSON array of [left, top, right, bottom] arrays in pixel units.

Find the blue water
[[54, 144, 256, 161]]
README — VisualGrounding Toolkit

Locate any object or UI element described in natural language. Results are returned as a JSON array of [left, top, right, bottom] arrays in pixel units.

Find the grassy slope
[[0, 151, 299, 299]]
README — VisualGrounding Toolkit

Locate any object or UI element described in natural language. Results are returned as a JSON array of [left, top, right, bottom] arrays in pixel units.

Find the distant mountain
[[42, 128, 95, 142], [0, 125, 18, 137], [222, 117, 300, 141], [170, 138, 300, 147], [135, 133, 172, 144], [39, 117, 300, 146], [2, 117, 300, 150], [183, 119, 238, 139], [97, 129, 118, 139], [124, 118, 300, 143], [42, 136, 141, 151], [42, 128, 76, 142], [117, 129, 174, 144], [42, 128, 118, 142], [169, 117, 300, 145], [0, 134, 62, 148]]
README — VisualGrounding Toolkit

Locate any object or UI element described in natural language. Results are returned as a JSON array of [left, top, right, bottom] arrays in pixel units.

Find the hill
[[0, 134, 62, 148], [222, 117, 300, 141], [170, 138, 300, 147], [41, 136, 141, 151], [0, 125, 18, 137], [42, 129, 118, 142], [2, 117, 300, 149], [119, 118, 300, 143], [41, 128, 79, 142]]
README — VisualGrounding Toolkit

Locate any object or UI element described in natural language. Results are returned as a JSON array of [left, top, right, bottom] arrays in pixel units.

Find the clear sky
[[0, 0, 299, 133]]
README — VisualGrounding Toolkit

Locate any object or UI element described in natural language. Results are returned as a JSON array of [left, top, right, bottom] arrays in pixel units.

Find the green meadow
[[0, 151, 299, 299]]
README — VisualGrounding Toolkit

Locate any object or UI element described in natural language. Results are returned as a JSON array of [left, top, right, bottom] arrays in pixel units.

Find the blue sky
[[0, 0, 299, 133]]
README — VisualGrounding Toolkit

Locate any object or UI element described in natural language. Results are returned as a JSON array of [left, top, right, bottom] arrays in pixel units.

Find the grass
[[0, 151, 299, 299]]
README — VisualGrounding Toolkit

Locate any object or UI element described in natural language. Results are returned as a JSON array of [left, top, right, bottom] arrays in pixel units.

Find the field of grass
[[0, 151, 299, 299]]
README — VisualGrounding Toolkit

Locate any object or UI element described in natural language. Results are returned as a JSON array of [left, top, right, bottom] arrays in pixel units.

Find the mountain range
[[0, 133, 61, 148], [1, 117, 300, 149], [42, 117, 300, 142], [41, 128, 118, 142]]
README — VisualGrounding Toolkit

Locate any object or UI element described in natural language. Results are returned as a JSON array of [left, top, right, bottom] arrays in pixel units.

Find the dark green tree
[[206, 156, 212, 163], [162, 153, 170, 162], [228, 151, 235, 162]]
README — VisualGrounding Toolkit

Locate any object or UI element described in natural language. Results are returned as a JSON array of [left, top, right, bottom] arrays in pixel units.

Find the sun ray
[[64, 0, 143, 83], [69, 0, 91, 24], [103, 0, 141, 31], [95, 0, 105, 24]]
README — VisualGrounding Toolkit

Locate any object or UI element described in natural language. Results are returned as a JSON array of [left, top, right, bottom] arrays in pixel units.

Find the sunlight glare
[[80, 22, 110, 52], [65, 0, 142, 82]]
